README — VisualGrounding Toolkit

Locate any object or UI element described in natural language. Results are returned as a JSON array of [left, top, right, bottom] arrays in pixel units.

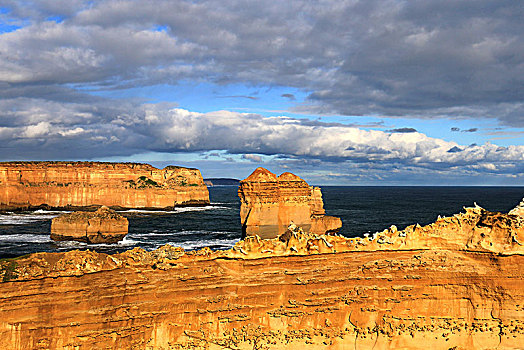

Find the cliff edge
[[1, 204, 523, 349], [0, 161, 209, 210]]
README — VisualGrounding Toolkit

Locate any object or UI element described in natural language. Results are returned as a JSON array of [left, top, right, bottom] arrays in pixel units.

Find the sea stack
[[0, 161, 209, 210], [51, 206, 128, 243], [238, 167, 342, 239]]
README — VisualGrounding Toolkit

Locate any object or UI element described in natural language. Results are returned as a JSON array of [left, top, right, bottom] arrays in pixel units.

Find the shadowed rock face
[[0, 161, 209, 210], [509, 197, 524, 217], [238, 168, 342, 238], [51, 206, 128, 244], [0, 205, 523, 349]]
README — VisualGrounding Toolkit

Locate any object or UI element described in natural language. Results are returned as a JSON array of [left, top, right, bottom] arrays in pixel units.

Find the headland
[[0, 161, 209, 211]]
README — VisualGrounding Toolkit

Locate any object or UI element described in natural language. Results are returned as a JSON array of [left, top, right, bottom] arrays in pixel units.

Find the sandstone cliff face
[[51, 206, 128, 243], [1, 205, 523, 349], [238, 168, 342, 238], [0, 210, 523, 349], [0, 162, 209, 210]]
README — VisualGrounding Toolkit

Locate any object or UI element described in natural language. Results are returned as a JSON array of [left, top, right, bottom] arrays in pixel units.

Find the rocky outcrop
[[227, 204, 524, 259], [238, 168, 342, 238], [0, 162, 209, 210], [50, 206, 128, 243], [1, 206, 523, 349]]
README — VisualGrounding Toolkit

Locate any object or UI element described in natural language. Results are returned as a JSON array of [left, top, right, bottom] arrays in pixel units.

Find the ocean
[[0, 186, 522, 259]]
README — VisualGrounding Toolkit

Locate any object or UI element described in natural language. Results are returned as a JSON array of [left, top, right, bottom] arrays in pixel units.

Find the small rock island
[[50, 206, 128, 244]]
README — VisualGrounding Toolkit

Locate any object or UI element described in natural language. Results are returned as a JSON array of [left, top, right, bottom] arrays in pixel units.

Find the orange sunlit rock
[[0, 205, 523, 349], [238, 167, 342, 238], [0, 161, 209, 210], [51, 206, 128, 243]]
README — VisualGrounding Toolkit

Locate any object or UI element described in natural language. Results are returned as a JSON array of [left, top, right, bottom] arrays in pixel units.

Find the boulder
[[51, 206, 128, 243]]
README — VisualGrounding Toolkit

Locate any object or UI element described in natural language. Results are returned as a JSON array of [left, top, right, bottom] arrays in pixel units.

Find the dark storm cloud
[[386, 128, 418, 133], [447, 146, 463, 153], [217, 95, 259, 100], [451, 127, 479, 133], [1, 0, 523, 126], [0, 0, 523, 182]]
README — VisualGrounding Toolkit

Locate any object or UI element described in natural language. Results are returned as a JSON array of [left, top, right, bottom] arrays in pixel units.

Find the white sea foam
[[132, 230, 236, 237], [120, 205, 229, 215], [118, 236, 140, 245], [54, 240, 87, 249], [33, 209, 71, 214], [168, 237, 239, 251], [54, 236, 142, 250], [0, 234, 51, 243], [120, 209, 179, 214], [0, 211, 65, 225]]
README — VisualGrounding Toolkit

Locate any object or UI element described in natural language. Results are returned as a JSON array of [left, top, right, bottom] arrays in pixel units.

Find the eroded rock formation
[[228, 204, 524, 259], [0, 161, 209, 210], [238, 168, 342, 238], [50, 206, 128, 243], [1, 205, 523, 349]]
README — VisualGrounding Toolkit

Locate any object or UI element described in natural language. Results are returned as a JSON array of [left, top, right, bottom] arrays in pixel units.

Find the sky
[[0, 0, 523, 185]]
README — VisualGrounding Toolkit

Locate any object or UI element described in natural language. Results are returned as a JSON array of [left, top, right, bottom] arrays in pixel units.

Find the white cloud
[[21, 121, 51, 138], [242, 154, 263, 162]]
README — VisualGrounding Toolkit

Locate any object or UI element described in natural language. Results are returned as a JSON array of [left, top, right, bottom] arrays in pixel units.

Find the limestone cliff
[[1, 205, 523, 349], [0, 162, 209, 210], [238, 168, 342, 238], [51, 206, 128, 243]]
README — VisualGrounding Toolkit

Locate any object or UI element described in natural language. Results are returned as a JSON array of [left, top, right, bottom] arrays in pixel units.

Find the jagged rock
[[509, 197, 524, 217], [0, 161, 209, 210], [50, 206, 128, 243], [238, 167, 342, 238], [223, 205, 524, 259]]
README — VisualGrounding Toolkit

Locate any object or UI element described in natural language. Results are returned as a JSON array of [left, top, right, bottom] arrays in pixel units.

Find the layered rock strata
[[50, 206, 128, 243], [0, 205, 523, 349], [0, 162, 209, 210], [238, 168, 342, 238]]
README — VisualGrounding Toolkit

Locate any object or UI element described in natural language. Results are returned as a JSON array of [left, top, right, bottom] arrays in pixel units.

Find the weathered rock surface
[[227, 204, 524, 259], [0, 161, 209, 210], [1, 205, 523, 349], [509, 197, 524, 217], [50, 206, 128, 243], [238, 168, 342, 238]]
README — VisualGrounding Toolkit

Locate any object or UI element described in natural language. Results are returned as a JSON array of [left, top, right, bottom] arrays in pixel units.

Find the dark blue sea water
[[0, 186, 522, 259]]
